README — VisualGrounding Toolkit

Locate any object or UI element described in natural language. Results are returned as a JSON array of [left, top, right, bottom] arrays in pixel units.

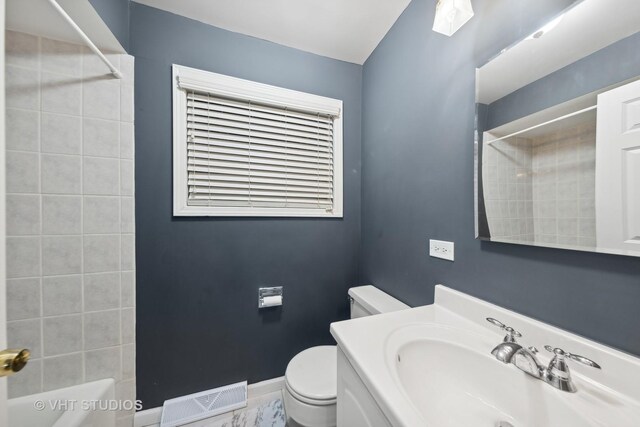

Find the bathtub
[[8, 378, 115, 427]]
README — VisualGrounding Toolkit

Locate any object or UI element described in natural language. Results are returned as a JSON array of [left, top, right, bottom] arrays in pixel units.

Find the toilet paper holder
[[258, 286, 283, 308]]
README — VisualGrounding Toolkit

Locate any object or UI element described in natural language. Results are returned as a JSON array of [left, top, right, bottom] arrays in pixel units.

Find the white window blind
[[173, 65, 343, 217], [186, 91, 335, 209]]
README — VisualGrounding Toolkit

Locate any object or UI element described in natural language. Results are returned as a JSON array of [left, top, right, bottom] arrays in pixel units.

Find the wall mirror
[[475, 0, 640, 257]]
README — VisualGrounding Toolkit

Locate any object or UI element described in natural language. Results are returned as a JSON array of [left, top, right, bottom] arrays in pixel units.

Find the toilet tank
[[348, 285, 410, 319]]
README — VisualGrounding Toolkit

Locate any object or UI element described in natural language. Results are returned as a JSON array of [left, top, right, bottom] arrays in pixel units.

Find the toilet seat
[[285, 381, 336, 406], [285, 345, 337, 405]]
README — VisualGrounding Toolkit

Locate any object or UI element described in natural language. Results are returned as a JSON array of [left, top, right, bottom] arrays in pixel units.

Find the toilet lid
[[285, 346, 337, 402]]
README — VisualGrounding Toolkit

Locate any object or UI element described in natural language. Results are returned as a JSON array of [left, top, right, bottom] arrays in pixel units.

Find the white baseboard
[[248, 376, 285, 398], [134, 377, 285, 427], [134, 406, 163, 427]]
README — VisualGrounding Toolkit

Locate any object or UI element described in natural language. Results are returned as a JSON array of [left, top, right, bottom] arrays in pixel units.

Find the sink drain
[[496, 422, 515, 427]]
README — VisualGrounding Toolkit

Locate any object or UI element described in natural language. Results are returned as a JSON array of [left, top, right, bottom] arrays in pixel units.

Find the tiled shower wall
[[483, 121, 596, 247], [531, 122, 596, 246], [482, 136, 534, 241], [5, 31, 135, 425]]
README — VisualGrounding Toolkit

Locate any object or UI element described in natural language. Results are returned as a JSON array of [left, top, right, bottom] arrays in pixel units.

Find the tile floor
[[182, 390, 287, 427]]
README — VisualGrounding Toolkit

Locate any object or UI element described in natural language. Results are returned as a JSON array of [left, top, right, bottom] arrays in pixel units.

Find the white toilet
[[283, 285, 409, 427]]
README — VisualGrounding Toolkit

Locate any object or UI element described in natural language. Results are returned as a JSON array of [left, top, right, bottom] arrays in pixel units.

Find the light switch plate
[[429, 239, 454, 261]]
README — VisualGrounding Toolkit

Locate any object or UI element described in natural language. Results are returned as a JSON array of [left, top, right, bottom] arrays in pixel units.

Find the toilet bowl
[[283, 286, 409, 427], [284, 346, 337, 427]]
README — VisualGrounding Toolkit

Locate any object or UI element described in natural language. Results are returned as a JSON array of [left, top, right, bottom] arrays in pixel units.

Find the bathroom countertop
[[330, 285, 640, 427]]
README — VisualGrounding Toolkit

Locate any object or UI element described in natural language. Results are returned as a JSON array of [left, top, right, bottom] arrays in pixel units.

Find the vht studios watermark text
[[34, 399, 143, 411]]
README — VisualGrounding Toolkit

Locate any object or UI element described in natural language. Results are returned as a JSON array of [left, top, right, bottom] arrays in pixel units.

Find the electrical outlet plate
[[429, 239, 454, 261]]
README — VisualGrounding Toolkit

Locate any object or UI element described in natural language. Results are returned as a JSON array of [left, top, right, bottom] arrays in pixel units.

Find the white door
[[595, 79, 640, 256], [0, 0, 8, 424]]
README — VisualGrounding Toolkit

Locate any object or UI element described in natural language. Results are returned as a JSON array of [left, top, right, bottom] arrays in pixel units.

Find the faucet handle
[[486, 318, 522, 343], [544, 346, 602, 369]]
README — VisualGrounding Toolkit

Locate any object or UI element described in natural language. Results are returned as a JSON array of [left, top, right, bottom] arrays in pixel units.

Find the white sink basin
[[331, 286, 640, 427], [387, 324, 631, 427]]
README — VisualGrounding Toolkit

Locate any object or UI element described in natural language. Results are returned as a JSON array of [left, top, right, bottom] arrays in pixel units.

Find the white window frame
[[172, 64, 343, 217]]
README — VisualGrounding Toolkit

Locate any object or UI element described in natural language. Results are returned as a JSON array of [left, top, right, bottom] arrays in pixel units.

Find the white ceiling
[[478, 0, 640, 105], [133, 0, 411, 64]]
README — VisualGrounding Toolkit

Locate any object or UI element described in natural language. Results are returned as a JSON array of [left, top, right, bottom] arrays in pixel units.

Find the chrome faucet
[[486, 317, 522, 363], [486, 318, 601, 392]]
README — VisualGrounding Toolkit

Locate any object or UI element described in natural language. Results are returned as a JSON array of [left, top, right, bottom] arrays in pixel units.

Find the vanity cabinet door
[[337, 348, 392, 427], [596, 79, 640, 253]]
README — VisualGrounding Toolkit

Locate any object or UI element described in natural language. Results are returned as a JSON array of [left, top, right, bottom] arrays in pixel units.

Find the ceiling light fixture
[[432, 0, 474, 37], [527, 14, 565, 40]]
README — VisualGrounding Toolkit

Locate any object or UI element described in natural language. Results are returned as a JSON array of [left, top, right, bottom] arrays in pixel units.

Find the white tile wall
[[483, 120, 597, 248], [41, 113, 82, 155], [7, 109, 39, 152], [41, 154, 82, 194], [42, 195, 82, 234], [42, 275, 82, 316], [7, 151, 39, 193], [5, 31, 135, 427], [531, 121, 596, 246], [482, 136, 534, 241], [7, 195, 40, 235]]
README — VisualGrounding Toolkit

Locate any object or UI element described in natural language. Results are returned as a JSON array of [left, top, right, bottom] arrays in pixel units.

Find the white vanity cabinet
[[337, 348, 392, 427]]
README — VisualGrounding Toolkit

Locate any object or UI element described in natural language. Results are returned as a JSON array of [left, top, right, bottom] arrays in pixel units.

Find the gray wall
[[90, 0, 130, 51], [361, 0, 640, 358], [129, 3, 362, 407]]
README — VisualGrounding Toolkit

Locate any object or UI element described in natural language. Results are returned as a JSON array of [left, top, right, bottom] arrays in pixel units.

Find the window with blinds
[[172, 65, 343, 217]]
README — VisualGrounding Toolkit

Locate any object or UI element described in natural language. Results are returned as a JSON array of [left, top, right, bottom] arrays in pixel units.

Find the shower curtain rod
[[47, 0, 122, 79], [485, 105, 596, 145]]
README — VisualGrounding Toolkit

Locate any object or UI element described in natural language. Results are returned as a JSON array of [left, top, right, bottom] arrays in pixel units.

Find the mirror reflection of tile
[[482, 121, 596, 246]]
